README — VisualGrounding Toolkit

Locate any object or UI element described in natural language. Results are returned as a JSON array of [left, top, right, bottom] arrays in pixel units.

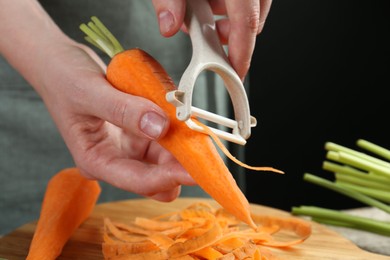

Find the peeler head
[[166, 76, 257, 146], [165, 0, 257, 145], [165, 51, 257, 146]]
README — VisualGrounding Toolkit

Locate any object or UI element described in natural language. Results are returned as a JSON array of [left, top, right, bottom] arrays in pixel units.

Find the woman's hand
[[0, 0, 196, 202], [39, 42, 197, 202], [152, 0, 273, 80]]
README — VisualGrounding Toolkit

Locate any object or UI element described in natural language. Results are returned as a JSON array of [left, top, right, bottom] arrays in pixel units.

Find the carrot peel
[[102, 202, 312, 259]]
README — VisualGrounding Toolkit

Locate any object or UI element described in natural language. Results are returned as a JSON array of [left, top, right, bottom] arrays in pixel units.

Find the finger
[[152, 0, 186, 37], [81, 154, 196, 198], [80, 75, 169, 141], [215, 18, 229, 45], [258, 0, 273, 34], [211, 0, 272, 35], [148, 186, 182, 202], [143, 141, 179, 164], [209, 0, 227, 14], [224, 0, 261, 79]]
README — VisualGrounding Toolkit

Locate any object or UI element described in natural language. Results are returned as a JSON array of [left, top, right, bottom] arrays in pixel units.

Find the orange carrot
[[26, 168, 101, 260], [79, 17, 284, 229], [105, 48, 257, 228]]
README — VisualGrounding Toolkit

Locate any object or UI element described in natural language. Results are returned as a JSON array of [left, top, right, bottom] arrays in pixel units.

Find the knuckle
[[247, 9, 261, 33], [111, 100, 130, 127], [242, 60, 251, 72]]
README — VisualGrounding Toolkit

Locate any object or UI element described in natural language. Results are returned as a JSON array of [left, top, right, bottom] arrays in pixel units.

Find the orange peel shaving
[[102, 202, 311, 259]]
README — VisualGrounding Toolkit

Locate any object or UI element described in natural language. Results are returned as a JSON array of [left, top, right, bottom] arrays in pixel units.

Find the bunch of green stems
[[292, 139, 390, 236]]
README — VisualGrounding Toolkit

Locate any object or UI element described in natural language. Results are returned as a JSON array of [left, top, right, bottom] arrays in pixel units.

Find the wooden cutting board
[[0, 198, 388, 260]]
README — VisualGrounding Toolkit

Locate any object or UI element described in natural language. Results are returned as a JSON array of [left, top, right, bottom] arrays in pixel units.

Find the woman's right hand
[[152, 0, 273, 80]]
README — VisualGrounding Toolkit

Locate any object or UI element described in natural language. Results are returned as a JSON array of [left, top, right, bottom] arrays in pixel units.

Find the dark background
[[245, 0, 389, 210]]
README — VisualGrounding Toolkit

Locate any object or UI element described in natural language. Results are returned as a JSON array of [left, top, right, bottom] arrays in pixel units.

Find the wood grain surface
[[0, 198, 389, 260]]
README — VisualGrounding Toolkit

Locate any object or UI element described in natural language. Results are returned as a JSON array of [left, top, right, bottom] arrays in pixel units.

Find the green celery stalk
[[323, 161, 390, 186], [357, 139, 390, 161], [297, 140, 390, 237], [326, 142, 390, 170], [335, 173, 390, 191], [326, 150, 390, 179], [336, 181, 390, 203], [292, 206, 390, 236], [303, 173, 390, 214], [311, 217, 356, 228]]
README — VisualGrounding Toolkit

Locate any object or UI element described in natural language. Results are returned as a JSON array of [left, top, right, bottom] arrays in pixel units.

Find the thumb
[[152, 0, 186, 37], [87, 79, 169, 140]]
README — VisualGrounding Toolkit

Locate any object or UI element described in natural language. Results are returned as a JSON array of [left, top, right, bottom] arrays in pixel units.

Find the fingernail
[[140, 112, 167, 139], [158, 10, 175, 35]]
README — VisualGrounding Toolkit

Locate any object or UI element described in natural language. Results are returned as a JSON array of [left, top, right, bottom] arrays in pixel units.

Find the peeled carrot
[[106, 48, 257, 228], [80, 16, 282, 230], [26, 168, 101, 260]]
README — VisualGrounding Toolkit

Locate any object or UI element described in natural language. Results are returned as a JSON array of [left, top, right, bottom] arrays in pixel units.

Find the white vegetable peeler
[[166, 0, 257, 145]]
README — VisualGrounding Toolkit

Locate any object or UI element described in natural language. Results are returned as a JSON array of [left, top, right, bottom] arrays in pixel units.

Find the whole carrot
[[106, 48, 256, 228], [26, 168, 101, 260]]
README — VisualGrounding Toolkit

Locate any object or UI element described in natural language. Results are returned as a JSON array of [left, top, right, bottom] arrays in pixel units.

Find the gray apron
[[0, 0, 246, 235]]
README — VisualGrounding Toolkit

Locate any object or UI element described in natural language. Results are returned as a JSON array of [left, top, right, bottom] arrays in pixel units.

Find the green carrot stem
[[303, 173, 390, 214], [80, 16, 124, 58], [87, 21, 109, 43], [292, 206, 390, 236], [84, 36, 106, 53], [90, 16, 123, 53], [80, 23, 114, 57]]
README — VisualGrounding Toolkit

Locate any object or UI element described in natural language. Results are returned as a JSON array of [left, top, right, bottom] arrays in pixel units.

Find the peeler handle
[[184, 0, 225, 62], [166, 0, 256, 142]]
